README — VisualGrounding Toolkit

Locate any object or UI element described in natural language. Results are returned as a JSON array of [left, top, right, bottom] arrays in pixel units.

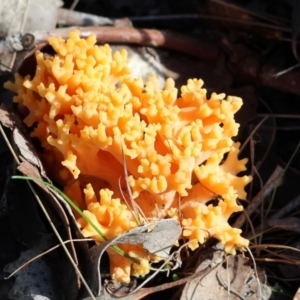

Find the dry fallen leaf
[[82, 219, 182, 298], [0, 0, 61, 38], [0, 104, 14, 129], [0, 0, 63, 71], [180, 254, 271, 300], [267, 217, 300, 234]]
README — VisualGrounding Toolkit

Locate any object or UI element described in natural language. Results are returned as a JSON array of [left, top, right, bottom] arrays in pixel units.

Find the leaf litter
[[3, 1, 300, 298], [0, 49, 267, 300], [2, 90, 265, 300], [0, 0, 63, 72], [82, 219, 182, 298], [0, 105, 84, 299], [0, 58, 262, 300], [0, 104, 186, 299], [4, 235, 60, 300]]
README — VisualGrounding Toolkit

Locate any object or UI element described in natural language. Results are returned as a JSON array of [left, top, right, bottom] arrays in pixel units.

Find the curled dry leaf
[[82, 219, 181, 297], [0, 0, 63, 71]]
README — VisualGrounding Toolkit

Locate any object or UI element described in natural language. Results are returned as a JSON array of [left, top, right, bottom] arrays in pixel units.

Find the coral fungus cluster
[[5, 30, 252, 283]]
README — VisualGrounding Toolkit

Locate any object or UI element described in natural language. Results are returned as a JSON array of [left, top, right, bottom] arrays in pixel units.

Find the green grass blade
[[12, 175, 140, 264]]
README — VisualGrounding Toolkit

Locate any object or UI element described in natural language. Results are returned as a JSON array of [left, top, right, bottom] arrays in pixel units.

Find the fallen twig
[[1, 26, 219, 62], [233, 165, 284, 229], [36, 26, 219, 61], [268, 194, 300, 221]]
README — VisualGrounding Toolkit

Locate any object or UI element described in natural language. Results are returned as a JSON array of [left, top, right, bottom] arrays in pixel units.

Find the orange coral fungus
[[5, 30, 252, 282]]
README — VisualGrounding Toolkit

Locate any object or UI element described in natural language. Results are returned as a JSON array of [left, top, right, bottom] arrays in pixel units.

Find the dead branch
[[28, 26, 219, 61], [233, 165, 284, 229]]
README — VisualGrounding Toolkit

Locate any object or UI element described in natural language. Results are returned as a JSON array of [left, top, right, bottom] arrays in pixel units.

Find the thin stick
[[267, 194, 300, 221], [246, 246, 262, 299], [249, 243, 300, 253], [0, 124, 19, 163], [256, 100, 277, 171], [13, 176, 141, 265], [265, 139, 300, 219], [32, 26, 218, 61], [233, 165, 283, 229], [106, 242, 195, 299], [57, 8, 114, 26], [240, 116, 269, 153], [257, 113, 300, 119], [5, 238, 93, 279], [273, 63, 300, 78], [208, 0, 288, 25], [69, 0, 79, 11], [119, 139, 146, 225], [130, 14, 290, 32]]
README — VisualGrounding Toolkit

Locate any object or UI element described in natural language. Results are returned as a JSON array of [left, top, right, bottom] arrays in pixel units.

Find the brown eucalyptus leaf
[[0, 104, 27, 134], [17, 160, 47, 191], [82, 219, 181, 297], [178, 248, 224, 300], [180, 254, 271, 300], [0, 104, 13, 129], [13, 129, 42, 168], [0, 104, 46, 177], [217, 255, 271, 300]]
